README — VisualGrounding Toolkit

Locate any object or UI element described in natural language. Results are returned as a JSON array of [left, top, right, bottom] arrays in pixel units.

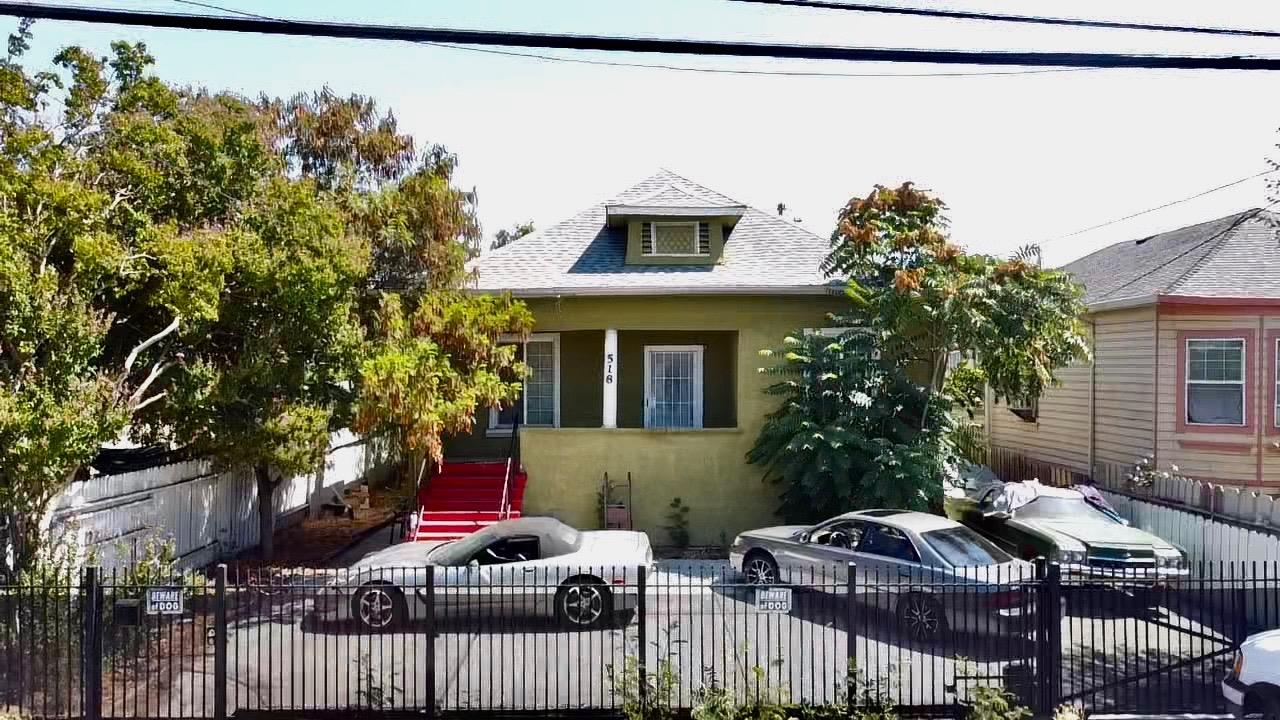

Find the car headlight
[[1053, 548, 1087, 565], [1156, 552, 1184, 570], [730, 535, 746, 551]]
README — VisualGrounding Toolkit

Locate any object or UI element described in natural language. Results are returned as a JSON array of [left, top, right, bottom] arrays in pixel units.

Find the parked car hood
[[1020, 518, 1174, 550], [743, 525, 809, 541], [352, 540, 447, 570], [1242, 628, 1280, 652]]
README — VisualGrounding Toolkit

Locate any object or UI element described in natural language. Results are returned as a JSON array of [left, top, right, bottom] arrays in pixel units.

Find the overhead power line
[[166, 0, 1091, 79], [732, 0, 1280, 40], [1042, 169, 1277, 243], [7, 2, 1280, 71]]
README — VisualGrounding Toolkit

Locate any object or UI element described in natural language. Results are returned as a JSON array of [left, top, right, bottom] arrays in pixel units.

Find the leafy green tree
[[751, 183, 1088, 520], [1, 28, 530, 566], [490, 220, 534, 251]]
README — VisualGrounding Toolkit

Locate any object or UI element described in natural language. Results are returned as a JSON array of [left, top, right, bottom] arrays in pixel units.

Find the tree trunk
[[255, 462, 276, 562]]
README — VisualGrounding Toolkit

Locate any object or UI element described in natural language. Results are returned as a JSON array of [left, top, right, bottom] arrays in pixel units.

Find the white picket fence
[[1100, 488, 1280, 567], [47, 430, 390, 571]]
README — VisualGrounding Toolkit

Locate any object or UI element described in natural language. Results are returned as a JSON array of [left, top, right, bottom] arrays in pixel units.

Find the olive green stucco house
[[448, 170, 842, 544]]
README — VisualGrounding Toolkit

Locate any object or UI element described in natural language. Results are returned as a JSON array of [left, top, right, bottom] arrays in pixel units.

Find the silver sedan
[[729, 510, 1037, 638], [316, 517, 653, 631]]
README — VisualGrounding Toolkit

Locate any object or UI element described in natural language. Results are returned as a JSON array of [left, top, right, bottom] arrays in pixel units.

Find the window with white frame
[[1185, 337, 1246, 426], [641, 222, 709, 257], [644, 345, 704, 429], [489, 334, 559, 433]]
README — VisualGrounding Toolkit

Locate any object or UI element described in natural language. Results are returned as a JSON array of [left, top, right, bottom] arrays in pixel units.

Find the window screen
[[1186, 338, 1245, 426]]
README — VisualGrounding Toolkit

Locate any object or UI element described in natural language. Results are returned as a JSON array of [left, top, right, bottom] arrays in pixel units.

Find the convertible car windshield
[[921, 527, 1012, 566], [1015, 496, 1120, 524], [428, 519, 583, 566]]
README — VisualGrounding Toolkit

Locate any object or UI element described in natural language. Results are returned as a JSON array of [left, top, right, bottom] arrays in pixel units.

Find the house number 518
[[605, 353, 615, 384]]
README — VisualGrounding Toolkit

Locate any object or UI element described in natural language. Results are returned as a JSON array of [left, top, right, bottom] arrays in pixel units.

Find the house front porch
[[438, 294, 841, 545]]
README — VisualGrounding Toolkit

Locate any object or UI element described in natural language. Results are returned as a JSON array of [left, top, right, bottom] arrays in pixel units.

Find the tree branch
[[132, 391, 167, 412], [129, 359, 176, 405], [123, 316, 180, 375]]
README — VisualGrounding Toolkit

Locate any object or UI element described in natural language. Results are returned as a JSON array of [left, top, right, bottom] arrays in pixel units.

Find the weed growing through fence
[[355, 653, 402, 711]]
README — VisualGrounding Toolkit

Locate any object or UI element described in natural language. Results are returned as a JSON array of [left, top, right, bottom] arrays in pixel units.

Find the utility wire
[[167, 0, 1091, 78], [1042, 169, 1277, 243], [7, 2, 1280, 71], [732, 0, 1280, 40]]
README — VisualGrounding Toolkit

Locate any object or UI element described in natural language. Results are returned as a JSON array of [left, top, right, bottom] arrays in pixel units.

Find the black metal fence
[[1, 561, 1276, 718]]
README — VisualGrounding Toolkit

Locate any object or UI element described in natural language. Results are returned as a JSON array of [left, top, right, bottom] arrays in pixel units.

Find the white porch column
[[603, 329, 618, 428]]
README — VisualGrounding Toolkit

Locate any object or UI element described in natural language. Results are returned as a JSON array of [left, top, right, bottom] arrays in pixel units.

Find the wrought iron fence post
[[1034, 560, 1062, 715], [846, 561, 857, 712], [637, 564, 648, 710], [81, 566, 103, 720], [1233, 562, 1249, 642], [214, 564, 227, 720], [424, 567, 436, 719]]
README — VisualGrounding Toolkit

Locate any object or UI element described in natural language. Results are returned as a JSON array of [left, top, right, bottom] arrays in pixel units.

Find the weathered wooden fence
[[47, 431, 393, 571]]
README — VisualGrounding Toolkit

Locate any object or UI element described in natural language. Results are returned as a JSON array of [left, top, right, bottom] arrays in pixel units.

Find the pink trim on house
[[1174, 328, 1257, 436], [1268, 329, 1280, 437], [1175, 439, 1255, 453]]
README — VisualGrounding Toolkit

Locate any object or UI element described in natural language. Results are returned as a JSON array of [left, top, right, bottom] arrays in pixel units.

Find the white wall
[[47, 431, 385, 571]]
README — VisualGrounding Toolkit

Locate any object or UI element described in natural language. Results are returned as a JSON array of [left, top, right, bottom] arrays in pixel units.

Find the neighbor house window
[[1185, 337, 1246, 426], [1274, 336, 1280, 428], [641, 222, 709, 256], [489, 333, 559, 433], [1007, 395, 1039, 423], [643, 345, 704, 429]]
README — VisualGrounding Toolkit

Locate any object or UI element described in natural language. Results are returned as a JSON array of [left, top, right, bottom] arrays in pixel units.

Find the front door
[[643, 345, 704, 429]]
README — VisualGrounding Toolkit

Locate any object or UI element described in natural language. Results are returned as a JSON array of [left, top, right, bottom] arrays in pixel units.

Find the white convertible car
[[316, 517, 653, 631]]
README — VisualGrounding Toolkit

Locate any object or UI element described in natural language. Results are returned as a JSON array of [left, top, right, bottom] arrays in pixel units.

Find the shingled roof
[[467, 170, 837, 296], [1063, 209, 1280, 308]]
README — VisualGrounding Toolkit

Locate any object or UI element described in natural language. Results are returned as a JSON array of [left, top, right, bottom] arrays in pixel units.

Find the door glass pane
[[647, 348, 699, 428], [524, 340, 556, 426]]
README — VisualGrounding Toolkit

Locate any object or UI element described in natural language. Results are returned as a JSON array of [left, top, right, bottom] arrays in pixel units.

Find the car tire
[[897, 592, 947, 641], [1250, 689, 1280, 720], [353, 583, 407, 631], [743, 552, 780, 586], [556, 578, 612, 630]]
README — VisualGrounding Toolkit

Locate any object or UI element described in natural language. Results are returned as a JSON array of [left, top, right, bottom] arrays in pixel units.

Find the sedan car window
[[921, 527, 1012, 567], [810, 521, 864, 549], [473, 536, 540, 566], [857, 525, 920, 563]]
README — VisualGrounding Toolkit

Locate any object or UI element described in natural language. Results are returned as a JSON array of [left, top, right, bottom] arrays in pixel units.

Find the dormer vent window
[[641, 221, 711, 257]]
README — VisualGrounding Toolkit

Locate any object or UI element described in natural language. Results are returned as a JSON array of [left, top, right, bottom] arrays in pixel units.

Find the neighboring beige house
[[988, 210, 1280, 492]]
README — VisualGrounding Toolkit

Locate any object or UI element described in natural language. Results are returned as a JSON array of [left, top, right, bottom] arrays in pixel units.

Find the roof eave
[[466, 284, 839, 298], [605, 204, 748, 218], [1086, 294, 1157, 313]]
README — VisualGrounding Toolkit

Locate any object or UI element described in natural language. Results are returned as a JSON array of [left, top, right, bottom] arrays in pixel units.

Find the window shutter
[[698, 222, 710, 255], [641, 222, 654, 255]]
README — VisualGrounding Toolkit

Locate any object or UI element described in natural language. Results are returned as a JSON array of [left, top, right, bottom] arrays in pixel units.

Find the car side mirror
[[467, 559, 480, 569], [799, 532, 811, 544]]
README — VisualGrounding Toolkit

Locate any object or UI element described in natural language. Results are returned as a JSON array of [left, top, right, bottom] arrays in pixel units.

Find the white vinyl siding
[[643, 345, 704, 428], [1185, 338, 1246, 426]]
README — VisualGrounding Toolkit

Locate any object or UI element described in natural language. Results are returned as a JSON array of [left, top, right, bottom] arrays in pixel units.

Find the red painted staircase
[[407, 461, 528, 542]]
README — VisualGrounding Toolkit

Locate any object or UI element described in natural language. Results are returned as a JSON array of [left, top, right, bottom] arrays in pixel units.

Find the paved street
[[146, 556, 1239, 716]]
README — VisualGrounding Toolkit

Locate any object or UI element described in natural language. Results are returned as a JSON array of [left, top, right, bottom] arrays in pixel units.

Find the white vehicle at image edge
[[315, 517, 653, 631], [730, 509, 1038, 639], [1223, 629, 1280, 720]]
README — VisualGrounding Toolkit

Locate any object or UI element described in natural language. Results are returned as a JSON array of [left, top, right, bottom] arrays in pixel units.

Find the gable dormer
[[605, 180, 747, 266]]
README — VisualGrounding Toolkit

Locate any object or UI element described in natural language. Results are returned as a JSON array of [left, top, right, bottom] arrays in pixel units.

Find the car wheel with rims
[[353, 583, 407, 631], [556, 578, 612, 629], [897, 592, 946, 640], [743, 552, 780, 586]]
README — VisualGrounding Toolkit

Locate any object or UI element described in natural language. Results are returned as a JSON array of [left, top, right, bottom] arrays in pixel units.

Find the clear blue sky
[[18, 0, 1280, 265]]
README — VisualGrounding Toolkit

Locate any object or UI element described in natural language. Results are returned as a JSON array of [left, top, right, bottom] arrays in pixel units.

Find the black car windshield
[[921, 527, 1012, 567], [1015, 496, 1119, 523]]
